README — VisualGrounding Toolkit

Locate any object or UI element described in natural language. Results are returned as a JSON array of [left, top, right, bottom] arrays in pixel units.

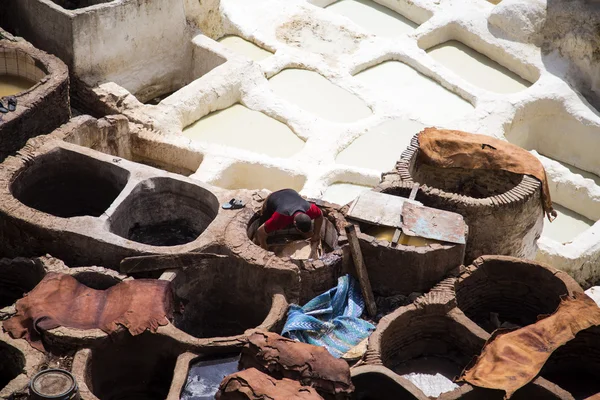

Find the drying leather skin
[[460, 292, 600, 399], [417, 128, 556, 220], [216, 368, 324, 400], [3, 272, 173, 351], [240, 331, 354, 398]]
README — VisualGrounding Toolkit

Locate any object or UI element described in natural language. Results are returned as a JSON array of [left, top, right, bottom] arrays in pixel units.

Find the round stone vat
[[541, 325, 600, 399], [0, 340, 25, 393], [69, 267, 126, 290], [0, 41, 69, 162], [11, 147, 130, 218], [351, 218, 465, 297], [351, 365, 429, 400], [109, 177, 219, 247], [455, 256, 582, 333], [395, 132, 544, 263], [166, 255, 291, 340], [438, 379, 573, 400], [241, 203, 345, 303], [0, 257, 45, 309], [72, 332, 181, 400], [370, 304, 486, 398]]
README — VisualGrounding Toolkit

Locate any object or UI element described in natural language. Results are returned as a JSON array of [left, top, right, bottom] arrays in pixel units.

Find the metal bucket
[[29, 369, 80, 400]]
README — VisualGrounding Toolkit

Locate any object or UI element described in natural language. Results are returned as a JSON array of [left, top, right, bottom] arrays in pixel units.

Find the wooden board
[[347, 191, 421, 228]]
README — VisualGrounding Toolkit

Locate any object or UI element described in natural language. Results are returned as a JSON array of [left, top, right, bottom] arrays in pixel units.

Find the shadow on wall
[[488, 0, 600, 114]]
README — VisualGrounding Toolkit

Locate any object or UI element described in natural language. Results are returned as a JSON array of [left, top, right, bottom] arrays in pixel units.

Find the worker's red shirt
[[264, 203, 322, 233]]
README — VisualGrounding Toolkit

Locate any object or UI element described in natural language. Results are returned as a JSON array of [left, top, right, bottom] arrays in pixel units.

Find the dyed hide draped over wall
[[3, 273, 173, 351], [460, 293, 600, 399], [417, 128, 555, 220]]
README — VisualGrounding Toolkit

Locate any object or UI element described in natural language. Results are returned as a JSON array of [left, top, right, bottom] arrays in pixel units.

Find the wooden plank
[[345, 224, 377, 317], [120, 252, 226, 274], [347, 191, 421, 228]]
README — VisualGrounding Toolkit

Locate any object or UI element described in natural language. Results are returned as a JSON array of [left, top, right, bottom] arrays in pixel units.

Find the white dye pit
[[218, 35, 273, 62], [325, 0, 418, 37], [427, 41, 531, 94], [322, 183, 372, 206], [180, 355, 240, 400], [336, 119, 426, 172], [0, 75, 34, 97], [183, 104, 304, 158], [394, 357, 461, 398], [543, 204, 595, 244], [269, 69, 372, 123], [354, 61, 473, 125]]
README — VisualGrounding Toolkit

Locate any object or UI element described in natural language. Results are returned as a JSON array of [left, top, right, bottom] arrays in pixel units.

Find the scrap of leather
[[417, 128, 555, 220], [216, 368, 324, 400], [240, 331, 354, 397], [2, 272, 173, 351], [460, 292, 600, 399]]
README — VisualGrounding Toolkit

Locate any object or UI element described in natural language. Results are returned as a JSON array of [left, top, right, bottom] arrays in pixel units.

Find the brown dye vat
[[108, 177, 219, 247], [455, 256, 581, 333], [0, 74, 34, 97], [170, 258, 276, 339], [0, 341, 25, 391], [86, 333, 179, 400], [0, 258, 45, 309], [29, 369, 79, 400], [541, 326, 600, 399]]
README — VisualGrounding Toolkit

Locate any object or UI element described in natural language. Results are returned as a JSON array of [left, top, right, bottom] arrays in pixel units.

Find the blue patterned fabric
[[282, 274, 376, 358]]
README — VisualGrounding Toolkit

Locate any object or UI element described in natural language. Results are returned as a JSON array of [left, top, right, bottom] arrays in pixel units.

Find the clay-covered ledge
[[0, 125, 251, 268], [0, 329, 45, 398]]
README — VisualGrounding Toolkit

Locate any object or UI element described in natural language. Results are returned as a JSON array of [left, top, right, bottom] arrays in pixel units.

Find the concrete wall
[[3, 0, 191, 98]]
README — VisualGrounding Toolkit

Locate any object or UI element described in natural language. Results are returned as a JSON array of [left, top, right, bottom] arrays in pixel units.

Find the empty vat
[[455, 256, 581, 333], [183, 105, 304, 158], [0, 258, 45, 309], [269, 69, 372, 123], [322, 183, 372, 206], [354, 61, 473, 124], [181, 354, 240, 400], [542, 203, 595, 244], [426, 41, 531, 94], [80, 333, 180, 400], [336, 119, 426, 172], [326, 0, 418, 37], [211, 162, 306, 192], [108, 177, 219, 247], [218, 36, 273, 61], [169, 256, 281, 339], [438, 380, 571, 400], [11, 148, 130, 218]]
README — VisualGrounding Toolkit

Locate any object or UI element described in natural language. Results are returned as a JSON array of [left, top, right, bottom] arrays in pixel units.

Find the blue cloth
[[282, 274, 376, 358]]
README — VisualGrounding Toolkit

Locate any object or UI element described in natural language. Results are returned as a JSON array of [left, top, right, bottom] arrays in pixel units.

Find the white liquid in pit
[[354, 61, 473, 125], [269, 69, 372, 123], [218, 36, 273, 62], [0, 75, 34, 97], [183, 104, 304, 158], [322, 183, 372, 206], [543, 204, 595, 244], [336, 119, 426, 172], [326, 0, 418, 37], [427, 41, 531, 94], [395, 357, 461, 398]]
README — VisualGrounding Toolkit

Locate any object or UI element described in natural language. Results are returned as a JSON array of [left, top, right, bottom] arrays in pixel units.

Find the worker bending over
[[255, 189, 324, 251]]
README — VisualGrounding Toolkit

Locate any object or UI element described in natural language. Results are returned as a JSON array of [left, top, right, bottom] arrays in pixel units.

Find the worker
[[255, 188, 324, 251]]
